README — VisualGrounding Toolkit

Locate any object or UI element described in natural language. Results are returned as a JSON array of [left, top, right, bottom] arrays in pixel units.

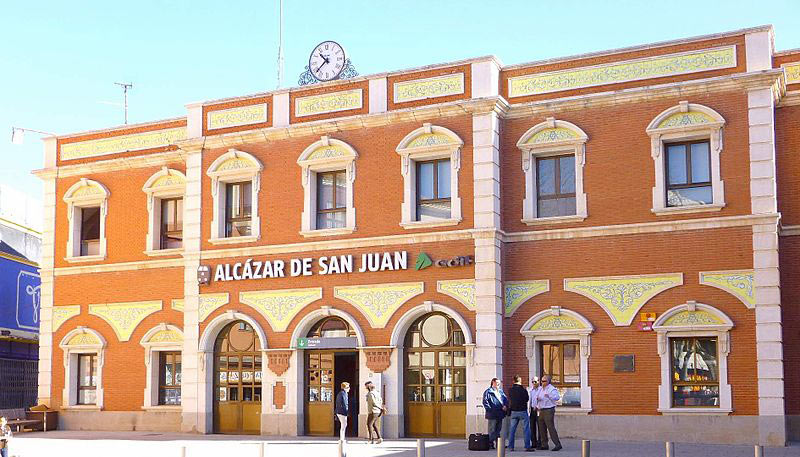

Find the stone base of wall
[[261, 413, 298, 435], [503, 414, 784, 447], [59, 410, 181, 432]]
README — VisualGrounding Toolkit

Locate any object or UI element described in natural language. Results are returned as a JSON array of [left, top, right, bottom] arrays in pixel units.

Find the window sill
[[141, 405, 182, 412], [652, 204, 725, 216], [62, 405, 102, 411], [555, 407, 592, 415], [658, 407, 731, 415], [64, 254, 106, 264], [299, 227, 356, 238], [208, 235, 259, 246], [144, 248, 184, 257], [521, 215, 586, 226], [400, 218, 462, 229]]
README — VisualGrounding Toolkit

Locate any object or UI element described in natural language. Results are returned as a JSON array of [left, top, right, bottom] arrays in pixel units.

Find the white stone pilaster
[[185, 102, 203, 139], [181, 148, 203, 432], [368, 77, 388, 114], [747, 86, 786, 446], [470, 59, 501, 99], [36, 154, 57, 406], [470, 111, 503, 435], [273, 92, 290, 128]]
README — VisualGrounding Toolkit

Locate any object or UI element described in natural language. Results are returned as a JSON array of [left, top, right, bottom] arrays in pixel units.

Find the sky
[[2, 0, 800, 202]]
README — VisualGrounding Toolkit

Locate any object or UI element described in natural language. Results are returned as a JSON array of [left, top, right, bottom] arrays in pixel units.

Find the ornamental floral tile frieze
[[60, 127, 187, 161], [508, 46, 736, 97], [207, 103, 268, 130], [171, 299, 184, 312], [240, 288, 323, 332], [656, 111, 715, 129], [436, 280, 475, 311], [699, 270, 755, 308], [52, 305, 81, 332], [66, 332, 101, 346], [530, 314, 586, 332], [407, 133, 455, 148], [662, 310, 723, 327], [504, 280, 549, 317], [147, 329, 183, 343], [334, 282, 424, 328], [783, 62, 800, 84], [88, 301, 163, 341], [295, 89, 362, 117], [564, 273, 683, 326], [393, 73, 465, 103], [523, 128, 578, 145], [198, 293, 231, 322]]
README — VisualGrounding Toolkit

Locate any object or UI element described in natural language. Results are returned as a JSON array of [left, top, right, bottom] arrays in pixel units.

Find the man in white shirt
[[532, 375, 562, 451], [527, 377, 540, 449]]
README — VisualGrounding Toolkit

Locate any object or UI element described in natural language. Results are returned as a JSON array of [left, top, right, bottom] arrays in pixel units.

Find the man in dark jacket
[[482, 378, 508, 449], [507, 375, 534, 452], [335, 382, 351, 442]]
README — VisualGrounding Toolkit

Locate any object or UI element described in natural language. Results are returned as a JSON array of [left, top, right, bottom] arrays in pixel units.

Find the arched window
[[142, 167, 186, 254], [206, 149, 263, 244], [646, 101, 726, 214], [63, 178, 110, 261], [307, 316, 356, 338], [59, 327, 107, 409]]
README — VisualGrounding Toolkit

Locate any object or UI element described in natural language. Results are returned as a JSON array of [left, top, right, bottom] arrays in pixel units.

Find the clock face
[[308, 41, 346, 82]]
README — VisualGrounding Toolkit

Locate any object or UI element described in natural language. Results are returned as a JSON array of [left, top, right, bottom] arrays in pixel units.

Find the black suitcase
[[469, 433, 491, 451]]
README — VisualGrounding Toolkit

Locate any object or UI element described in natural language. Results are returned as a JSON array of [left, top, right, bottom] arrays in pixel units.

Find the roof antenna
[[276, 0, 284, 89], [114, 82, 133, 124]]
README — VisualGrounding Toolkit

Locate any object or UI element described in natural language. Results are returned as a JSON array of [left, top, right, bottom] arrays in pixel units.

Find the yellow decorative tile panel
[[240, 288, 322, 332], [530, 314, 586, 331], [207, 103, 268, 130], [523, 128, 578, 145], [151, 174, 186, 188], [216, 157, 258, 172], [565, 273, 683, 326], [407, 133, 456, 148], [335, 282, 424, 328], [504, 280, 549, 317], [60, 127, 187, 161], [70, 183, 104, 198], [306, 144, 350, 160], [393, 73, 465, 103], [436, 279, 475, 311], [699, 270, 755, 308], [509, 46, 736, 97], [88, 301, 162, 342], [295, 89, 362, 117], [783, 62, 800, 84], [662, 310, 723, 327], [148, 329, 183, 343], [656, 111, 716, 129], [171, 299, 184, 312], [198, 293, 230, 322], [52, 305, 81, 332], [66, 332, 101, 346]]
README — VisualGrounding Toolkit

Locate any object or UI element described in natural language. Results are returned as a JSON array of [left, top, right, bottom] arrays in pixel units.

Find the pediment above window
[[396, 123, 464, 156], [63, 178, 110, 205], [207, 149, 263, 178], [517, 118, 588, 151], [646, 101, 725, 134], [298, 136, 358, 167]]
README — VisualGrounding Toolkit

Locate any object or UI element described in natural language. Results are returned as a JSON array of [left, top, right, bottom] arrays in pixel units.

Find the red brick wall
[[51, 268, 184, 411], [501, 90, 752, 232], [501, 226, 757, 416], [776, 104, 800, 226], [779, 236, 800, 415]]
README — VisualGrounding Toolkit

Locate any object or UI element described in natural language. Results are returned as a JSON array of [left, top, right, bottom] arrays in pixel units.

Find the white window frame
[[63, 178, 110, 263], [652, 301, 733, 415], [646, 101, 726, 215], [142, 167, 186, 256], [59, 327, 106, 410], [297, 135, 358, 237], [206, 149, 263, 245], [139, 324, 183, 410], [517, 118, 588, 225], [396, 123, 464, 229], [520, 306, 593, 414]]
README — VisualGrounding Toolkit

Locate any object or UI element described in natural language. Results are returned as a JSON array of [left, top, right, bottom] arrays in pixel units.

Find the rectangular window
[[536, 155, 576, 218], [80, 207, 101, 256], [225, 182, 252, 237], [316, 171, 346, 229], [159, 351, 182, 405], [540, 341, 581, 407], [77, 354, 97, 405], [416, 159, 451, 221], [665, 140, 712, 207], [160, 198, 183, 249], [670, 337, 719, 407]]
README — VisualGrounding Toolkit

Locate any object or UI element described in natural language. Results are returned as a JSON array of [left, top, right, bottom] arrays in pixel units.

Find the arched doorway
[[304, 316, 360, 437], [404, 312, 467, 437], [213, 320, 263, 434]]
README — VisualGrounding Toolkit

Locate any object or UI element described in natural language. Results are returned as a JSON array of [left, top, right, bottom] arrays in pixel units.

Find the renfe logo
[[415, 253, 474, 270]]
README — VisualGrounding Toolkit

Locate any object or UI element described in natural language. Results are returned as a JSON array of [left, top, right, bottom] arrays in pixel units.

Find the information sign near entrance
[[297, 336, 358, 349]]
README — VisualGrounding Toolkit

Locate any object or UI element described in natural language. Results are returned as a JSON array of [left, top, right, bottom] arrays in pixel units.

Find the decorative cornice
[[33, 150, 187, 180]]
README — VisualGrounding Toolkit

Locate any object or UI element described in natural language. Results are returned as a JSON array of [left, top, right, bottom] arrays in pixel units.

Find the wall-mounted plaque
[[613, 355, 635, 372]]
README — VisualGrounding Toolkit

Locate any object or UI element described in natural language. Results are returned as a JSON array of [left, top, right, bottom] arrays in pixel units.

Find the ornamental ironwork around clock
[[298, 41, 358, 85]]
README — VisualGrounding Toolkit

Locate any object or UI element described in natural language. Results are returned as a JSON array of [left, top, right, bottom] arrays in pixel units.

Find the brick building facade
[[33, 25, 800, 445]]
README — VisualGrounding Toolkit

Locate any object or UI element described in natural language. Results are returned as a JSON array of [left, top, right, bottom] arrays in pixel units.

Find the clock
[[308, 41, 346, 82]]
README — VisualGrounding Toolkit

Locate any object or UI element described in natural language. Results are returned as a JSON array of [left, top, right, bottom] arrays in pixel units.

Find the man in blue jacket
[[335, 382, 351, 442], [482, 377, 508, 449]]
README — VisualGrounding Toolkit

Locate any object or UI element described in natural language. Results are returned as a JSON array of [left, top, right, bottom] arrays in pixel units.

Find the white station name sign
[[210, 251, 408, 283]]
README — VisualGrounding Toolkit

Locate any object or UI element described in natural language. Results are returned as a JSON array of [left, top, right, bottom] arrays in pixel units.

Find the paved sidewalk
[[7, 431, 800, 457]]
